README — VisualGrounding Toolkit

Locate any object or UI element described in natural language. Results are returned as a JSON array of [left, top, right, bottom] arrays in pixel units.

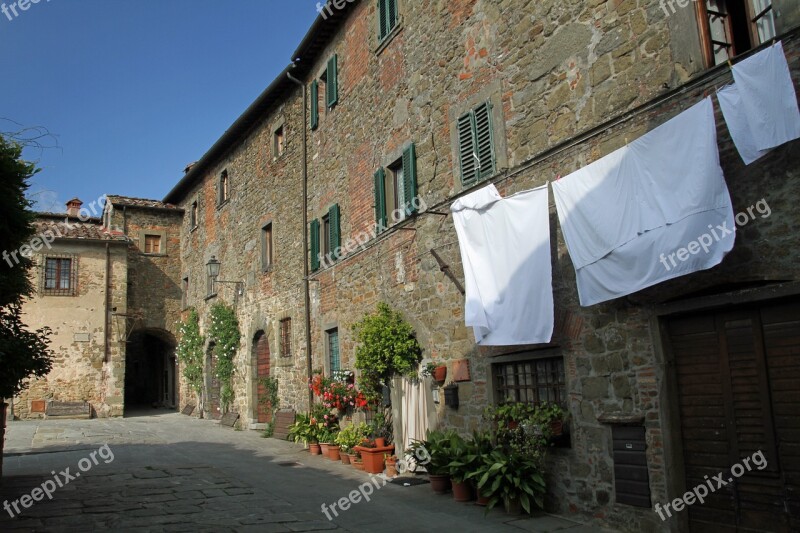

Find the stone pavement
[[0, 411, 613, 532]]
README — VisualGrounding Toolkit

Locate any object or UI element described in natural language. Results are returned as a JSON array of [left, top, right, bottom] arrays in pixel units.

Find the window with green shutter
[[457, 102, 496, 185], [401, 143, 418, 215], [378, 0, 399, 42], [328, 203, 341, 260], [374, 168, 388, 231], [374, 142, 419, 230], [310, 80, 319, 130], [326, 55, 338, 108], [310, 218, 320, 272]]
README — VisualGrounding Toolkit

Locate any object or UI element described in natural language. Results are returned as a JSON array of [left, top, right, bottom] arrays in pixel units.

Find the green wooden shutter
[[402, 143, 418, 215], [326, 55, 338, 108], [310, 219, 320, 271], [474, 102, 496, 181], [378, 0, 388, 41], [310, 80, 319, 130], [457, 112, 477, 185], [388, 0, 397, 34], [328, 204, 341, 260], [374, 168, 387, 230]]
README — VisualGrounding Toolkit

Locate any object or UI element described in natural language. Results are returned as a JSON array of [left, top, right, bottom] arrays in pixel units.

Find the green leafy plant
[[368, 409, 393, 443], [473, 447, 546, 514], [420, 362, 437, 378], [335, 422, 370, 453], [175, 309, 205, 398], [407, 429, 459, 476], [352, 302, 422, 403], [288, 413, 313, 444], [208, 302, 241, 411]]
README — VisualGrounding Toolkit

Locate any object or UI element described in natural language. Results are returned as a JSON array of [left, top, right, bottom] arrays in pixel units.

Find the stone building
[[162, 1, 800, 530], [13, 199, 129, 418]]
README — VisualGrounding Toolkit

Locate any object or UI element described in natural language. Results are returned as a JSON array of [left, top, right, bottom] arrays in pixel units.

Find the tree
[[0, 133, 53, 401]]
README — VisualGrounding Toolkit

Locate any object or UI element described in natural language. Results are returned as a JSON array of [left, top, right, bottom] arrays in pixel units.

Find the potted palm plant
[[446, 433, 480, 502]]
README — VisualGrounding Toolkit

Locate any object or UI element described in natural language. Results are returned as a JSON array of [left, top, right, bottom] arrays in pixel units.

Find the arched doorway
[[206, 343, 221, 420], [253, 331, 272, 424], [124, 329, 178, 414]]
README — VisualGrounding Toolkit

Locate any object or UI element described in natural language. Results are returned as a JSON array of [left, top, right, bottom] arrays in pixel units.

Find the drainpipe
[[286, 65, 314, 410], [104, 242, 111, 363]]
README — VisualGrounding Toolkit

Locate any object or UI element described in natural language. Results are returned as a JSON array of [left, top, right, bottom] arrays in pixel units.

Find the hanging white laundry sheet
[[451, 183, 553, 345], [552, 97, 735, 307], [720, 41, 800, 161], [717, 84, 771, 165]]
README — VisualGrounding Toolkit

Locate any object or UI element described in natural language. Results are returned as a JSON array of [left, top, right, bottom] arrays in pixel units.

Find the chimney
[[66, 198, 83, 218]]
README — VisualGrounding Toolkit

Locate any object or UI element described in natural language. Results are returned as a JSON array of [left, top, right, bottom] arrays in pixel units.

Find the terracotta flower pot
[[550, 419, 563, 436], [327, 445, 341, 461], [374, 437, 386, 448], [320, 443, 331, 456], [433, 365, 447, 382], [340, 452, 351, 465], [476, 494, 490, 506], [352, 459, 365, 471], [451, 479, 474, 502], [385, 458, 398, 477], [354, 444, 394, 474], [309, 443, 322, 455], [429, 474, 451, 494]]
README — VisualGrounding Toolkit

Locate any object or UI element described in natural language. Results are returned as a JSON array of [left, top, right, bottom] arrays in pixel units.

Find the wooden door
[[668, 300, 800, 531], [254, 332, 272, 424]]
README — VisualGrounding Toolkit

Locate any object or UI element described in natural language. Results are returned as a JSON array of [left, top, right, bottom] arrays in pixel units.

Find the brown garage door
[[668, 299, 800, 532]]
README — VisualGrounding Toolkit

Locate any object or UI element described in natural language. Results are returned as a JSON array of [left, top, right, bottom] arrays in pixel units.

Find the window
[[310, 80, 319, 130], [280, 318, 292, 357], [310, 204, 340, 271], [43, 256, 76, 296], [274, 126, 285, 157], [190, 201, 198, 228], [325, 55, 338, 109], [182, 276, 189, 309], [327, 328, 340, 373], [144, 234, 162, 254], [698, 0, 775, 66], [378, 0, 399, 42], [261, 223, 273, 270], [218, 170, 229, 206], [457, 102, 496, 186], [375, 143, 418, 230], [493, 356, 566, 407]]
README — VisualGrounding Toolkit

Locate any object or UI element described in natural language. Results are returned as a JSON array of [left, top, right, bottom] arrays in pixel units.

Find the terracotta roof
[[106, 195, 182, 211], [33, 215, 128, 243]]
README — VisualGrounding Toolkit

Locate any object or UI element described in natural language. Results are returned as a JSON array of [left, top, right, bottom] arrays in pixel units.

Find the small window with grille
[[493, 355, 566, 407], [42, 255, 77, 296]]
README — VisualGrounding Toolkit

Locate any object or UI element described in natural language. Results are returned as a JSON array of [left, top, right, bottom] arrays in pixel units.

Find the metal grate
[[494, 356, 565, 407]]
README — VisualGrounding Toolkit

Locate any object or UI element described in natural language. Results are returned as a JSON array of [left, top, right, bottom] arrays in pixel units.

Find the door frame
[[653, 281, 800, 532]]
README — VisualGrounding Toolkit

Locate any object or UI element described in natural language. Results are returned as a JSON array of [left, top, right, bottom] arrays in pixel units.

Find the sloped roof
[[33, 214, 128, 243], [106, 195, 182, 211]]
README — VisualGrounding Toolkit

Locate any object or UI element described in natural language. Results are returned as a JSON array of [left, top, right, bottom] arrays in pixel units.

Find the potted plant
[[354, 438, 394, 474], [489, 402, 535, 430], [446, 433, 480, 502], [421, 362, 447, 383], [368, 409, 393, 448], [465, 431, 499, 506], [531, 402, 566, 437], [288, 412, 313, 449], [385, 454, 399, 477], [407, 429, 459, 494], [474, 447, 546, 515], [351, 451, 365, 471]]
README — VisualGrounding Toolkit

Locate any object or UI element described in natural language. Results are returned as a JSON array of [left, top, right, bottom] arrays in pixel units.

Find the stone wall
[[14, 240, 128, 419]]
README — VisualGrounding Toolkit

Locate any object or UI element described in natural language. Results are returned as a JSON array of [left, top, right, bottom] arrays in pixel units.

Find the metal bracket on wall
[[430, 249, 465, 296]]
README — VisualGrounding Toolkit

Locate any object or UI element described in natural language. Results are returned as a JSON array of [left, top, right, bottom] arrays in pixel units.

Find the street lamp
[[206, 256, 243, 300]]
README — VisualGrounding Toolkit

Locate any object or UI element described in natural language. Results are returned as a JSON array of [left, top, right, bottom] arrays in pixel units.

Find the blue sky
[[0, 0, 320, 212]]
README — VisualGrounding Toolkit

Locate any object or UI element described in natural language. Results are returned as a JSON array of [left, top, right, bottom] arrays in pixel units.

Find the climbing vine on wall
[[175, 308, 205, 396], [208, 302, 241, 410]]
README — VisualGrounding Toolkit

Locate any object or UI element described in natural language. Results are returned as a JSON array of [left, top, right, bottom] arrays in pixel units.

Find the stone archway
[[124, 328, 178, 414]]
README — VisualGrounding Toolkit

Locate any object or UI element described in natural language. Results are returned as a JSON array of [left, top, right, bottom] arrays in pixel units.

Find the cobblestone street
[[0, 412, 608, 532]]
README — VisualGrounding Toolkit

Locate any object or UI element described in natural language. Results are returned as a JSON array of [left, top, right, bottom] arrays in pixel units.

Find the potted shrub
[[336, 422, 368, 465], [532, 402, 566, 437], [446, 433, 480, 502], [489, 402, 535, 430], [351, 451, 364, 471], [407, 429, 459, 494], [463, 431, 494, 505], [474, 447, 546, 515], [421, 362, 447, 383], [354, 439, 394, 474], [385, 454, 399, 477]]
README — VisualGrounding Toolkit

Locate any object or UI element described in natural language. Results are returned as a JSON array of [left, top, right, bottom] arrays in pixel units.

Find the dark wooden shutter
[[310, 218, 320, 272], [310, 80, 319, 130], [612, 426, 651, 508], [402, 143, 418, 215], [326, 55, 338, 108], [457, 112, 477, 185], [374, 168, 387, 231], [387, 0, 397, 35], [474, 102, 496, 181], [378, 0, 397, 41], [328, 204, 340, 260]]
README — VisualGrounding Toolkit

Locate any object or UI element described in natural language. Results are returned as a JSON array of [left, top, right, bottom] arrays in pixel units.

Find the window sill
[[142, 253, 167, 257], [204, 293, 218, 301], [262, 265, 275, 274], [216, 200, 230, 211], [190, 225, 198, 233], [375, 20, 402, 56]]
